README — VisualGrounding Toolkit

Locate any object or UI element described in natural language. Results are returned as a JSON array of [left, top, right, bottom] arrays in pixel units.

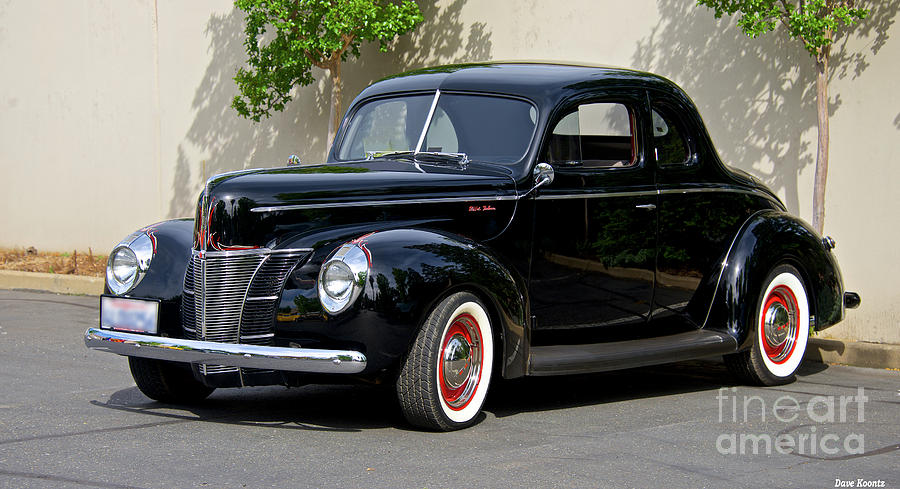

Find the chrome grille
[[239, 253, 305, 345], [181, 248, 310, 376]]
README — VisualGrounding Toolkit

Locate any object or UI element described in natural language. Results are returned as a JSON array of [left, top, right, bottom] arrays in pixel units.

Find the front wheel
[[725, 264, 810, 386], [128, 357, 215, 403], [396, 292, 494, 431]]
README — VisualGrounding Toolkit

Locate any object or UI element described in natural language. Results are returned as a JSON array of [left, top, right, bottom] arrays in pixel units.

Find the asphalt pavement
[[0, 289, 897, 489]]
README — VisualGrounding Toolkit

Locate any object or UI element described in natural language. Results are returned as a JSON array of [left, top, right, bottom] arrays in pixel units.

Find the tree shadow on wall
[[168, 0, 492, 219], [167, 8, 328, 218], [342, 0, 493, 104], [631, 1, 897, 215]]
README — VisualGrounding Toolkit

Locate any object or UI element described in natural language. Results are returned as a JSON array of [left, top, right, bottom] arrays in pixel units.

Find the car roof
[[353, 62, 684, 106], [336, 62, 709, 183]]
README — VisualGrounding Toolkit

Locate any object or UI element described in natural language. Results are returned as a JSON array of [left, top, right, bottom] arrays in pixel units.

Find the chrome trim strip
[[415, 90, 441, 153], [245, 296, 280, 302], [535, 190, 658, 200], [200, 179, 210, 257], [250, 186, 777, 213], [193, 247, 314, 257], [659, 186, 783, 207], [85, 328, 367, 374], [200, 256, 207, 339], [659, 187, 758, 197], [240, 333, 275, 340], [251, 196, 517, 213], [535, 186, 779, 203]]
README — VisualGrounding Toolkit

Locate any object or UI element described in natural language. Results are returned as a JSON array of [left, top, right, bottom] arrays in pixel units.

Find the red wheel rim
[[760, 285, 800, 364], [438, 313, 483, 411]]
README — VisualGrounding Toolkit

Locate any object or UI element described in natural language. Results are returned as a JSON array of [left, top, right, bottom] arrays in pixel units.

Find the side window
[[651, 104, 691, 166], [422, 107, 459, 153], [337, 95, 431, 160], [545, 102, 637, 169]]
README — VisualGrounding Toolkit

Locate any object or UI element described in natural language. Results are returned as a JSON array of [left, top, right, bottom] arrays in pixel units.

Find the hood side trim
[[251, 194, 518, 213]]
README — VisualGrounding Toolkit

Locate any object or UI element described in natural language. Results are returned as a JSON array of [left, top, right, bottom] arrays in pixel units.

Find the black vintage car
[[86, 63, 859, 431]]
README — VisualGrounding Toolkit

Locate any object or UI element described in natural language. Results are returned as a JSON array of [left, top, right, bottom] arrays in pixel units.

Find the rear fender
[[705, 210, 844, 350]]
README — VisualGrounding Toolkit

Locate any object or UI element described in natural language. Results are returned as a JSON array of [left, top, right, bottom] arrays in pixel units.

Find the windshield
[[336, 92, 537, 164]]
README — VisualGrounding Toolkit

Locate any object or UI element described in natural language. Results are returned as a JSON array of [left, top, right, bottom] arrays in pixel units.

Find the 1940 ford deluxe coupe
[[85, 63, 859, 431]]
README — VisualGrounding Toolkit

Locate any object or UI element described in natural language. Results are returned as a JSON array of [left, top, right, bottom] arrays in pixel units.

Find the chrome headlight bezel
[[106, 231, 155, 295], [318, 243, 370, 315]]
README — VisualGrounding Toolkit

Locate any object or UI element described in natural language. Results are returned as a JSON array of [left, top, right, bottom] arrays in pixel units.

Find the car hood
[[196, 160, 520, 250]]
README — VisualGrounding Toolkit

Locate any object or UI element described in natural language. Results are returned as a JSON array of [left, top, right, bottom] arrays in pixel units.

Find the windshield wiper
[[365, 150, 469, 168]]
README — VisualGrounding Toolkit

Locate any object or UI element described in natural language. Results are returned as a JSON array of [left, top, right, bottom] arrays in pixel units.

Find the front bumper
[[84, 327, 367, 374]]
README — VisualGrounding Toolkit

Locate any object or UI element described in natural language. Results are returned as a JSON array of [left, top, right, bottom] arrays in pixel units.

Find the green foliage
[[232, 0, 423, 122], [696, 0, 868, 57]]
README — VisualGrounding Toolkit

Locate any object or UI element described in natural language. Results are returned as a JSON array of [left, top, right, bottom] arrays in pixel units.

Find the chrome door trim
[[659, 186, 783, 207], [535, 190, 658, 200]]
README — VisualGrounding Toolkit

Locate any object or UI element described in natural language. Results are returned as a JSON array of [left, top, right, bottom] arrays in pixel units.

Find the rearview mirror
[[533, 162, 555, 187], [521, 162, 555, 198]]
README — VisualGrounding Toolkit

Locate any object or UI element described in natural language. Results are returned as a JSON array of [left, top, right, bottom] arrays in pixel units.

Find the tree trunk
[[812, 52, 830, 234], [327, 59, 343, 154]]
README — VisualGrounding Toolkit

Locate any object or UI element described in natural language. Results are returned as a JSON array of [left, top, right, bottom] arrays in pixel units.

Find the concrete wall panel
[[0, 0, 896, 343]]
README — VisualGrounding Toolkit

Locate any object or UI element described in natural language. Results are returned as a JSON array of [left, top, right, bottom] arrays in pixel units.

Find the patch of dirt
[[0, 247, 106, 277]]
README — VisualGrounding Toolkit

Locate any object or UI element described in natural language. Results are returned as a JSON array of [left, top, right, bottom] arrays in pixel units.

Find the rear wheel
[[725, 264, 810, 386], [396, 292, 494, 431], [128, 357, 215, 403]]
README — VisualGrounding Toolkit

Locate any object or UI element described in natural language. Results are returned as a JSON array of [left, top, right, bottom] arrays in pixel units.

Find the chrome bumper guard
[[84, 327, 367, 374]]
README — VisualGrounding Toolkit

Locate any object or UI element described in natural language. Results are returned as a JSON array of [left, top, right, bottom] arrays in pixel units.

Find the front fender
[[110, 219, 194, 337], [363, 229, 529, 378], [706, 210, 844, 350], [277, 228, 529, 378]]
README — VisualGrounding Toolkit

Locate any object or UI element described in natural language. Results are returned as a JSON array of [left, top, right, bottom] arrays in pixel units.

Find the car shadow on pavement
[[89, 359, 832, 431], [485, 358, 829, 419], [91, 383, 404, 432]]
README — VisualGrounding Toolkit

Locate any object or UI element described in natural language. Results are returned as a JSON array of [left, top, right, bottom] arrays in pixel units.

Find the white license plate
[[100, 296, 159, 334]]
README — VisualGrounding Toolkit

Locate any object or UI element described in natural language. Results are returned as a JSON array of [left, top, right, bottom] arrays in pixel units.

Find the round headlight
[[107, 246, 139, 294], [106, 231, 155, 295], [317, 243, 370, 314], [322, 261, 354, 300]]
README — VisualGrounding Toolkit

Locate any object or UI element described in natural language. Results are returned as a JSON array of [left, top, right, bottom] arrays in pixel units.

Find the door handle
[[635, 204, 656, 210]]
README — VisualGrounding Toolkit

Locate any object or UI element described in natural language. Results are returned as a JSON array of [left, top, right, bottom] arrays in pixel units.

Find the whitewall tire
[[725, 264, 810, 386], [396, 292, 494, 431]]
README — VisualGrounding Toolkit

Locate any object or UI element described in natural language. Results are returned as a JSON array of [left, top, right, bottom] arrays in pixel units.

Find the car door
[[529, 92, 658, 345], [650, 95, 768, 328]]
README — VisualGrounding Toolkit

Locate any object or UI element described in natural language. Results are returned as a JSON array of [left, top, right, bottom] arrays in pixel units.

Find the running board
[[528, 330, 737, 376]]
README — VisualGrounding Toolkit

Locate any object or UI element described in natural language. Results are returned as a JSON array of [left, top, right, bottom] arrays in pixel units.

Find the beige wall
[[1, 0, 897, 343]]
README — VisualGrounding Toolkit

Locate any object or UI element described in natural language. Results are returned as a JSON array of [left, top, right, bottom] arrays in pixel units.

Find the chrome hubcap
[[439, 313, 482, 410], [761, 285, 798, 363], [764, 303, 790, 347], [442, 334, 472, 389]]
